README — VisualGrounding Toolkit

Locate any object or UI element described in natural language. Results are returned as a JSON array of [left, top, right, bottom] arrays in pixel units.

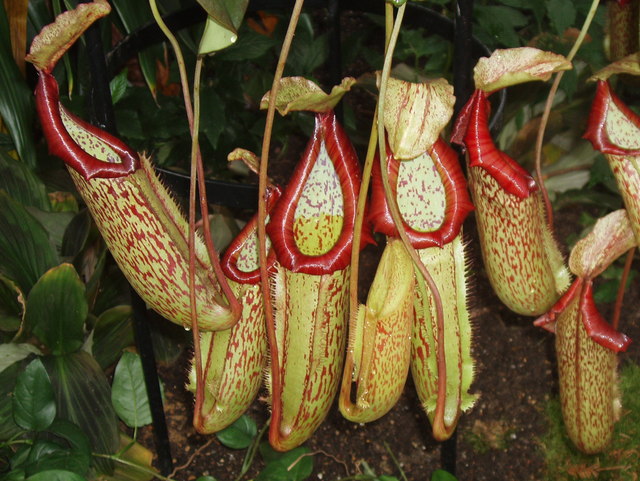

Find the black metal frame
[[80, 0, 493, 476]]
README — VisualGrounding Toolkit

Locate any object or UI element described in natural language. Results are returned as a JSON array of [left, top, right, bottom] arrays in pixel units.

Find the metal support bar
[[81, 10, 174, 475]]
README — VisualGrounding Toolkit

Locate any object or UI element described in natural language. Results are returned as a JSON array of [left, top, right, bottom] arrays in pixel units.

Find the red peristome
[[451, 89, 537, 199], [579, 280, 632, 352], [584, 80, 640, 156], [266, 111, 362, 275], [36, 72, 139, 180], [369, 137, 473, 248], [534, 277, 583, 333], [535, 277, 632, 352], [221, 187, 281, 284]]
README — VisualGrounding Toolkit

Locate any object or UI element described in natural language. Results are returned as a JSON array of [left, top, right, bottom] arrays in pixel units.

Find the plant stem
[[258, 0, 306, 441], [234, 420, 269, 481], [148, 0, 240, 317], [94, 452, 175, 481], [377, 2, 450, 438], [343, 108, 378, 401], [534, 0, 601, 228], [612, 246, 635, 330], [188, 55, 206, 425]]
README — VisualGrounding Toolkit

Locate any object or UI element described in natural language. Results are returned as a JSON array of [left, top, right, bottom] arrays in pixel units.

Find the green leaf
[[23, 420, 91, 476], [0, 344, 41, 373], [473, 5, 528, 47], [0, 2, 36, 168], [110, 68, 129, 105], [25, 209, 75, 254], [91, 306, 134, 370], [431, 469, 458, 481], [43, 351, 119, 475], [215, 415, 257, 449], [196, 477, 218, 481], [111, 351, 154, 428], [0, 271, 24, 334], [545, 0, 576, 35], [60, 209, 92, 259], [25, 470, 87, 481], [216, 27, 277, 62], [256, 444, 313, 481], [111, 0, 161, 97], [0, 361, 23, 440], [0, 191, 59, 295], [13, 358, 56, 431], [199, 15, 238, 55], [200, 86, 226, 150], [0, 467, 25, 480], [0, 150, 49, 210], [25, 264, 87, 356], [196, 0, 248, 34]]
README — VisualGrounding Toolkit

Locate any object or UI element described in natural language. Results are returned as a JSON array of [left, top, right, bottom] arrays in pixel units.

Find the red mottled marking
[[266, 111, 363, 275], [468, 166, 561, 316], [221, 187, 281, 284], [194, 281, 268, 433], [584, 81, 640, 156], [69, 165, 229, 330], [370, 137, 473, 248], [270, 268, 349, 451], [451, 89, 537, 199], [555, 280, 618, 454]]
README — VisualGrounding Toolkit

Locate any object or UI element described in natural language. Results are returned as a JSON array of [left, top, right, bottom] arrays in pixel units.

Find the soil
[[136, 203, 640, 481]]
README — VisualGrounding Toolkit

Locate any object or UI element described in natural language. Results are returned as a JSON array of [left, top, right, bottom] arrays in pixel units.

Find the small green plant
[[541, 361, 640, 481]]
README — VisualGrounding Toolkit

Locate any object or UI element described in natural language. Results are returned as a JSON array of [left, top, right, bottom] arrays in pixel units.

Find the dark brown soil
[[137, 205, 640, 481]]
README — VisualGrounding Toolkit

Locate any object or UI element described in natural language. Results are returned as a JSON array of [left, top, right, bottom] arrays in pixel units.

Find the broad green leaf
[[13, 358, 56, 431], [0, 2, 36, 168], [199, 16, 238, 55], [257, 444, 313, 481], [25, 264, 87, 356], [60, 209, 92, 259], [44, 351, 119, 475], [0, 275, 24, 333], [431, 469, 458, 481], [545, 0, 576, 35], [473, 5, 528, 48], [111, 0, 161, 97], [26, 208, 75, 253], [215, 415, 257, 449], [25, 437, 88, 477], [196, 477, 218, 481], [111, 351, 153, 428], [216, 27, 277, 62], [22, 420, 91, 476], [0, 191, 59, 295], [0, 150, 49, 210], [26, 470, 87, 481], [287, 32, 328, 76], [0, 343, 41, 373], [200, 85, 226, 150], [91, 305, 134, 370], [110, 68, 129, 105], [0, 361, 22, 440], [196, 0, 248, 35]]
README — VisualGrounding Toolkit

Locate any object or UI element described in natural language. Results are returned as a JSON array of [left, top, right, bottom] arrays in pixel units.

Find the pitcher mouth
[[36, 72, 139, 180]]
